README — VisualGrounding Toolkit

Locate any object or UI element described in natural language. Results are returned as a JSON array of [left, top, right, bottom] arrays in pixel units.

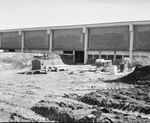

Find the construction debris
[[95, 59, 112, 72]]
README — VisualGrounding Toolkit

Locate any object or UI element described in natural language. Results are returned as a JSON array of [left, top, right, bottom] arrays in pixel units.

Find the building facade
[[0, 20, 150, 64]]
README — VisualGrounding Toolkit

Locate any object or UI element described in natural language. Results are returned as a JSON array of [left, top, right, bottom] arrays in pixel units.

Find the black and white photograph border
[[0, 0, 150, 122]]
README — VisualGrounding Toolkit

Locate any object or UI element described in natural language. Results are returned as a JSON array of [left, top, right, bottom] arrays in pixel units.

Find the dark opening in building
[[94, 55, 99, 59], [116, 55, 122, 59], [75, 51, 84, 63], [63, 51, 73, 54], [124, 55, 129, 58], [88, 54, 93, 59], [101, 55, 107, 59], [108, 55, 114, 60], [141, 55, 148, 58], [9, 49, 15, 52]]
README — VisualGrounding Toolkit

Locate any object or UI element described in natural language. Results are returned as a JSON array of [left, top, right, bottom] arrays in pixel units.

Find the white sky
[[0, 0, 150, 29]]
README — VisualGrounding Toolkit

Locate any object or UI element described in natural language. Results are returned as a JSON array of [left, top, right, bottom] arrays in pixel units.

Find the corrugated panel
[[24, 30, 48, 50], [1, 32, 20, 49], [134, 25, 150, 51], [53, 29, 83, 51], [89, 26, 129, 50]]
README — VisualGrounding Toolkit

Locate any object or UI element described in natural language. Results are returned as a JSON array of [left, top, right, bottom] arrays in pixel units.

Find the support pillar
[[19, 30, 24, 53], [129, 24, 134, 59], [99, 50, 101, 59], [114, 50, 116, 64], [0, 33, 1, 48], [83, 27, 88, 64], [47, 29, 53, 54], [73, 51, 75, 63]]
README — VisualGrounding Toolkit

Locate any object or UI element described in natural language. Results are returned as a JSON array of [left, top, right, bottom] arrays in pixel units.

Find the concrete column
[[47, 29, 53, 53], [114, 50, 116, 64], [129, 24, 134, 59], [19, 30, 24, 52], [99, 50, 101, 58], [83, 27, 88, 64], [0, 33, 1, 47], [73, 51, 75, 63]]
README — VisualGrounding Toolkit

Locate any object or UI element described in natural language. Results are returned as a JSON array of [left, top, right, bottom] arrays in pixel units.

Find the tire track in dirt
[[30, 96, 108, 123], [0, 100, 48, 122], [75, 87, 150, 121], [28, 82, 150, 123]]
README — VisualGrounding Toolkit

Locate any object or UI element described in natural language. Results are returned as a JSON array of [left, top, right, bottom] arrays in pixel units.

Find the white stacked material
[[110, 65, 117, 74]]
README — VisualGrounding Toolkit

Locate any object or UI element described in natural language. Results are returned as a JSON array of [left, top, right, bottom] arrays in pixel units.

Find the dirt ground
[[0, 53, 150, 122]]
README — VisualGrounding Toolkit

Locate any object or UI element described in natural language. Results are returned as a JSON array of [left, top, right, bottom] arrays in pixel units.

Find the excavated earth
[[0, 53, 150, 122]]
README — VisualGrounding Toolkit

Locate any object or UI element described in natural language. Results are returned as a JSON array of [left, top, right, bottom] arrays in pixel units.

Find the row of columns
[[16, 24, 134, 64], [83, 25, 134, 64], [18, 28, 88, 64], [18, 29, 53, 53]]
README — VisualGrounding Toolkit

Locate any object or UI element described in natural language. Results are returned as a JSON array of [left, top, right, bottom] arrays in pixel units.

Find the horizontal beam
[[1, 20, 150, 32]]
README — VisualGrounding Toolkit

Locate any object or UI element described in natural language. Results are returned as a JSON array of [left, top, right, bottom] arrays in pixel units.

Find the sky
[[0, 0, 150, 29]]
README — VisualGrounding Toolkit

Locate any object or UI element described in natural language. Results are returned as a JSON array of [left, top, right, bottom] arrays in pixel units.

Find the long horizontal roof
[[0, 20, 150, 32]]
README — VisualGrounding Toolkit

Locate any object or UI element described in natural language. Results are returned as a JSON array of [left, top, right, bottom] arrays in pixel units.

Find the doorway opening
[[75, 51, 84, 63], [9, 49, 15, 52]]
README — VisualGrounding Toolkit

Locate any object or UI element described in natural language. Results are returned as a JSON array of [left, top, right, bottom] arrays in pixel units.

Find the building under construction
[[0, 20, 150, 64]]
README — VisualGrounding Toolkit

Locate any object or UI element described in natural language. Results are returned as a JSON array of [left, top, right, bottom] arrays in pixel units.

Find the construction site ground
[[0, 53, 150, 122]]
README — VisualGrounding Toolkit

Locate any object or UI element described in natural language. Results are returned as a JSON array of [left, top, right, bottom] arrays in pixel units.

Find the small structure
[[25, 54, 50, 74], [103, 60, 112, 67], [95, 59, 104, 69], [95, 59, 112, 72], [25, 59, 49, 74], [32, 60, 42, 70]]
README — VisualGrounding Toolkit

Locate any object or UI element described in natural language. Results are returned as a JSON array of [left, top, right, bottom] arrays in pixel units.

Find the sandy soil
[[0, 53, 150, 122]]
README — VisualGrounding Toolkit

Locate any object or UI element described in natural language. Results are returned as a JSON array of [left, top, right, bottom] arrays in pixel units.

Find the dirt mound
[[30, 96, 119, 123], [0, 53, 33, 70], [71, 87, 150, 122], [0, 53, 66, 70], [78, 89, 150, 114], [116, 65, 150, 84], [60, 55, 74, 65], [132, 56, 150, 66], [31, 96, 98, 122], [43, 53, 65, 66], [31, 87, 150, 123]]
